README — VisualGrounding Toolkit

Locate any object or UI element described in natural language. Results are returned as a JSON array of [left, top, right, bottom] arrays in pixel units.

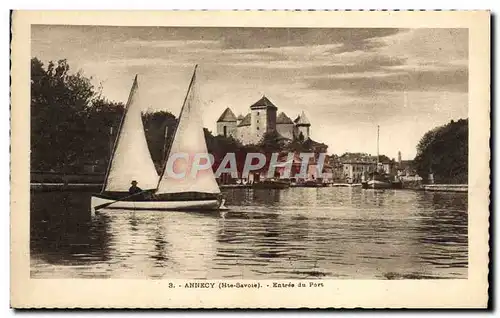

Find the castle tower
[[276, 112, 294, 140], [216, 107, 237, 138], [294, 111, 311, 140], [249, 95, 278, 143], [397, 151, 402, 164]]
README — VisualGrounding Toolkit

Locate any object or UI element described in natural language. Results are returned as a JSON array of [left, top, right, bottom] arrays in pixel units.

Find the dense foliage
[[143, 111, 177, 173], [31, 58, 98, 171], [413, 119, 468, 184], [31, 58, 176, 173]]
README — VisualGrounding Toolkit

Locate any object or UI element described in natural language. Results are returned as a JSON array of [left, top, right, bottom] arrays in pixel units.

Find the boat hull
[[91, 195, 224, 214], [363, 180, 393, 189], [252, 180, 290, 189]]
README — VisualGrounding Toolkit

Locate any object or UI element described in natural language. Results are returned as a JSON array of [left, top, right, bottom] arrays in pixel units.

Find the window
[[223, 126, 227, 137], [257, 112, 260, 116], [257, 127, 259, 130]]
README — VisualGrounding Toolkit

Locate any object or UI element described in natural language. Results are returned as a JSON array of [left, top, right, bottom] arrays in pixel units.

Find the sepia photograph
[[11, 10, 490, 308]]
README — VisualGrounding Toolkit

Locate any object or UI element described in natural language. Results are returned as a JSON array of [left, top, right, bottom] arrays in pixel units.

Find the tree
[[258, 131, 285, 153], [286, 139, 309, 153], [31, 58, 98, 171], [82, 97, 124, 168], [413, 119, 468, 183], [142, 110, 177, 172]]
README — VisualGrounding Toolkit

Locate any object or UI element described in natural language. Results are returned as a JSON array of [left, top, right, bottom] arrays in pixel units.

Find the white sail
[[102, 76, 159, 192], [156, 66, 220, 195]]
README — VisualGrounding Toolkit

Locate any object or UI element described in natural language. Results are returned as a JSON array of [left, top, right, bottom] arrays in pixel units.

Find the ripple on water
[[30, 188, 468, 279]]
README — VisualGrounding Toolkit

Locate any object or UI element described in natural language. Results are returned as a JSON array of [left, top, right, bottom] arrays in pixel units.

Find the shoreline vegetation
[[30, 58, 468, 187]]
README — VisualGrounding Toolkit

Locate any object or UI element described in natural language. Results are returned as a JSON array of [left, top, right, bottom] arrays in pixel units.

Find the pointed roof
[[217, 108, 237, 122], [250, 95, 278, 110], [276, 112, 293, 124], [237, 114, 244, 120], [237, 113, 251, 127], [294, 111, 311, 126]]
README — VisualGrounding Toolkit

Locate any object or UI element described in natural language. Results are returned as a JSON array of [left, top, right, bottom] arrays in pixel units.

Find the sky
[[31, 26, 468, 160]]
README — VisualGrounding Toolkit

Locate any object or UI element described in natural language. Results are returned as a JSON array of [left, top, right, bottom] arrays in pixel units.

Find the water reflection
[[30, 191, 111, 267], [100, 211, 219, 279], [30, 188, 468, 279]]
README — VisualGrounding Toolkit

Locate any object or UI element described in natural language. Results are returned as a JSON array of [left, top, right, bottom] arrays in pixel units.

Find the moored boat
[[362, 175, 402, 189], [361, 125, 398, 190], [301, 179, 328, 187], [363, 178, 392, 189], [252, 179, 290, 189]]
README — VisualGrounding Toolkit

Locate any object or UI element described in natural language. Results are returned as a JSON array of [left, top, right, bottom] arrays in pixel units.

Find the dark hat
[[131, 180, 138, 184]]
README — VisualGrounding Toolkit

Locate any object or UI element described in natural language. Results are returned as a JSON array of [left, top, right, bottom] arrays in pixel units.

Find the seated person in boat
[[129, 180, 142, 195], [128, 180, 156, 200]]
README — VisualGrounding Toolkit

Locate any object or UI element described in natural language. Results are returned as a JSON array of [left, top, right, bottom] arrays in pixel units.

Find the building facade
[[339, 153, 396, 183], [395, 152, 423, 182]]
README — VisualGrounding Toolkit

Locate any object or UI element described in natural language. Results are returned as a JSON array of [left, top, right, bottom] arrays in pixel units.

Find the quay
[[31, 183, 102, 192], [29, 182, 468, 193], [330, 183, 362, 187], [423, 184, 468, 193], [220, 184, 251, 189]]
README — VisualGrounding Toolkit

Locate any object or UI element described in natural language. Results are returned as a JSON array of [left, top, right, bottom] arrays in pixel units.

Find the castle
[[216, 96, 312, 145]]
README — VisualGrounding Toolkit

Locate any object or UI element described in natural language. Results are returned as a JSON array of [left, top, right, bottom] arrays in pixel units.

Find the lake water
[[30, 187, 468, 279]]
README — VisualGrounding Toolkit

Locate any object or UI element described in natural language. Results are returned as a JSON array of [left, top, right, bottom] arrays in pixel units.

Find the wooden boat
[[361, 125, 396, 190], [91, 66, 226, 213], [362, 174, 402, 189], [391, 179, 403, 189], [362, 176, 393, 189], [300, 180, 327, 187], [252, 179, 290, 189]]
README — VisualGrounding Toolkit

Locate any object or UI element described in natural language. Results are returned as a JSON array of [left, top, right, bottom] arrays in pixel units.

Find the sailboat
[[362, 125, 393, 190], [91, 65, 226, 213]]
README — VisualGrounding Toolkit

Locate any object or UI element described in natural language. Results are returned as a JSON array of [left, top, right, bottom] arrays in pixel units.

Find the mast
[[156, 64, 198, 190], [376, 125, 380, 171], [162, 125, 169, 162]]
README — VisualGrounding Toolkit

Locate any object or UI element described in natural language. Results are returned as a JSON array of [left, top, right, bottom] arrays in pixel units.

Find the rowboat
[[91, 65, 227, 214]]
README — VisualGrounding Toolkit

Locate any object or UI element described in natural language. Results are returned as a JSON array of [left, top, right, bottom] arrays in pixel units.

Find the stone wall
[[266, 109, 277, 132], [276, 123, 294, 140], [217, 121, 237, 138], [237, 125, 253, 145]]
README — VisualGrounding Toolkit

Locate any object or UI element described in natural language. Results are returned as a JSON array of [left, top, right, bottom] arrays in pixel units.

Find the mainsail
[[156, 65, 221, 195], [102, 75, 159, 192]]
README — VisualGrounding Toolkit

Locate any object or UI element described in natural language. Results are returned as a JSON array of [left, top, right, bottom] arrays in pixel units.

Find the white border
[[5, 1, 495, 314]]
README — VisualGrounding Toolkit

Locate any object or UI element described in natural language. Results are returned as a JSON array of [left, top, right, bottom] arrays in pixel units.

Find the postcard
[[11, 10, 490, 308]]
